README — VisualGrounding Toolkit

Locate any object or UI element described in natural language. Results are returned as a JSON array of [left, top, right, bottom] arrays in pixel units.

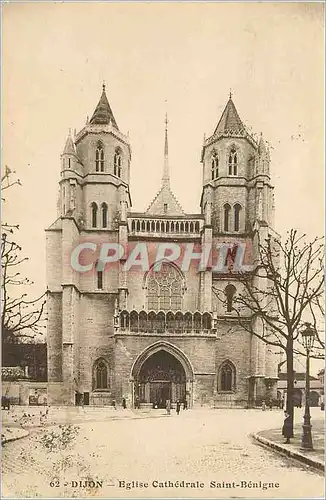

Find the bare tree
[[214, 229, 324, 435], [1, 168, 46, 346]]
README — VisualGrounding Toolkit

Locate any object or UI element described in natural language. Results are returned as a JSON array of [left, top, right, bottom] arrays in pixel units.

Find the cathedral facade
[[46, 86, 279, 407]]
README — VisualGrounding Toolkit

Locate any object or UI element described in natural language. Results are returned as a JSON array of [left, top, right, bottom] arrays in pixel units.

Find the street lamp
[[300, 322, 316, 450]]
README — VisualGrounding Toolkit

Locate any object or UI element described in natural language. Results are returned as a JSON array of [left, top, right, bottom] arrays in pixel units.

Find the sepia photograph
[[1, 2, 325, 499]]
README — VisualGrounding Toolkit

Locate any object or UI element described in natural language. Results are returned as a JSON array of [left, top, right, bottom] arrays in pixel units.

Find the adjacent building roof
[[89, 84, 119, 129]]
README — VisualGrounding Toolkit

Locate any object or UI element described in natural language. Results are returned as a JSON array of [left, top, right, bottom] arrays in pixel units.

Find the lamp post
[[300, 322, 316, 451]]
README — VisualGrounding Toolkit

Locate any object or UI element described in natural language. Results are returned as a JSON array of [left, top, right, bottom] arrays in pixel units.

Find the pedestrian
[[135, 396, 140, 409], [112, 400, 116, 410], [280, 397, 284, 410], [269, 399, 273, 410], [282, 411, 292, 444], [176, 400, 181, 415], [122, 397, 126, 409], [183, 399, 188, 410], [166, 399, 171, 415], [261, 400, 266, 411]]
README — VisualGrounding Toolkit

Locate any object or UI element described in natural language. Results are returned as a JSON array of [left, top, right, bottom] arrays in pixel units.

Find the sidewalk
[[253, 419, 325, 472], [2, 427, 29, 445]]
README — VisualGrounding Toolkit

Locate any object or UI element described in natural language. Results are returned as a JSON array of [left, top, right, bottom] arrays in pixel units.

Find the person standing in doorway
[[122, 397, 126, 409], [176, 400, 181, 415]]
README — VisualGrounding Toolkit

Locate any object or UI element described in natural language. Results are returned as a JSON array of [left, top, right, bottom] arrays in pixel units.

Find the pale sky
[[2, 3, 325, 369]]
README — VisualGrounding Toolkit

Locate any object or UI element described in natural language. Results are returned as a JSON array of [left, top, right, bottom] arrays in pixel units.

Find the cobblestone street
[[2, 408, 324, 498]]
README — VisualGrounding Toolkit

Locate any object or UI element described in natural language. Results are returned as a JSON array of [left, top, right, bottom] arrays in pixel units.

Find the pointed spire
[[258, 133, 267, 154], [214, 93, 246, 136], [162, 113, 170, 187], [89, 84, 119, 129], [62, 129, 76, 155]]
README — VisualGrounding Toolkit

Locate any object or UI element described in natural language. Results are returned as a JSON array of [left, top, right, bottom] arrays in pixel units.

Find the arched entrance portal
[[131, 342, 194, 409], [139, 351, 186, 408]]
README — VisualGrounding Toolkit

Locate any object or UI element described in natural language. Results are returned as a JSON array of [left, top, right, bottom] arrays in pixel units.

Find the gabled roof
[[89, 84, 119, 129], [214, 95, 246, 136], [146, 184, 185, 216]]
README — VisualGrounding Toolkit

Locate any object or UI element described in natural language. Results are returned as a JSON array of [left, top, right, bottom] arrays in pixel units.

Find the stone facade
[[46, 87, 279, 407]]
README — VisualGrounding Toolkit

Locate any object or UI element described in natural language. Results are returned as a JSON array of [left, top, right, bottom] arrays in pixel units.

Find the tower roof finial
[[102, 81, 106, 92], [229, 88, 233, 99]]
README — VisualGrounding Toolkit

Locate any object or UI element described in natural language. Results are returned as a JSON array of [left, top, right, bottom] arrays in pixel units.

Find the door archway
[[131, 342, 194, 408]]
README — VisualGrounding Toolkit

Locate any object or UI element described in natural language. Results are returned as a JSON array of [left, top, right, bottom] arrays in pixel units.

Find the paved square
[[2, 408, 324, 498]]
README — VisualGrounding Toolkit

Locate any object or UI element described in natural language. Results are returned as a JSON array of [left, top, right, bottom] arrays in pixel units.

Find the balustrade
[[118, 310, 213, 334], [128, 218, 202, 235]]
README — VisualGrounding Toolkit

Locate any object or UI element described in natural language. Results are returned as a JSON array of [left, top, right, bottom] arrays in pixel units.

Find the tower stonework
[[46, 88, 278, 407]]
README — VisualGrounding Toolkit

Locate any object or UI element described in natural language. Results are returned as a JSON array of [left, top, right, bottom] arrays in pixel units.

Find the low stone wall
[[2, 381, 47, 406]]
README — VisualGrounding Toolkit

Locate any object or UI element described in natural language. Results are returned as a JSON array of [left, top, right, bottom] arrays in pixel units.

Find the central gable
[[146, 185, 185, 216]]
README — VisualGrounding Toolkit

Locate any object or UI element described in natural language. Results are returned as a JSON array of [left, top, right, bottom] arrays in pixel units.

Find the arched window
[[146, 262, 183, 311], [91, 202, 98, 228], [94, 359, 108, 389], [166, 312, 175, 332], [175, 312, 183, 333], [219, 361, 236, 391], [120, 311, 129, 330], [139, 311, 148, 333], [184, 312, 193, 332], [101, 203, 108, 228], [234, 204, 242, 232], [225, 284, 236, 312], [228, 148, 238, 176], [194, 312, 202, 332], [97, 270, 103, 290], [156, 312, 165, 333], [114, 148, 122, 177], [211, 155, 219, 179], [202, 312, 212, 330], [95, 143, 104, 172], [130, 311, 139, 332], [223, 203, 231, 232]]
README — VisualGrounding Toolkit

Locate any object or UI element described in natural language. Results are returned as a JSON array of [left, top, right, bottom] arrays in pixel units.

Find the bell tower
[[200, 93, 274, 233], [201, 93, 278, 405], [74, 84, 132, 230]]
